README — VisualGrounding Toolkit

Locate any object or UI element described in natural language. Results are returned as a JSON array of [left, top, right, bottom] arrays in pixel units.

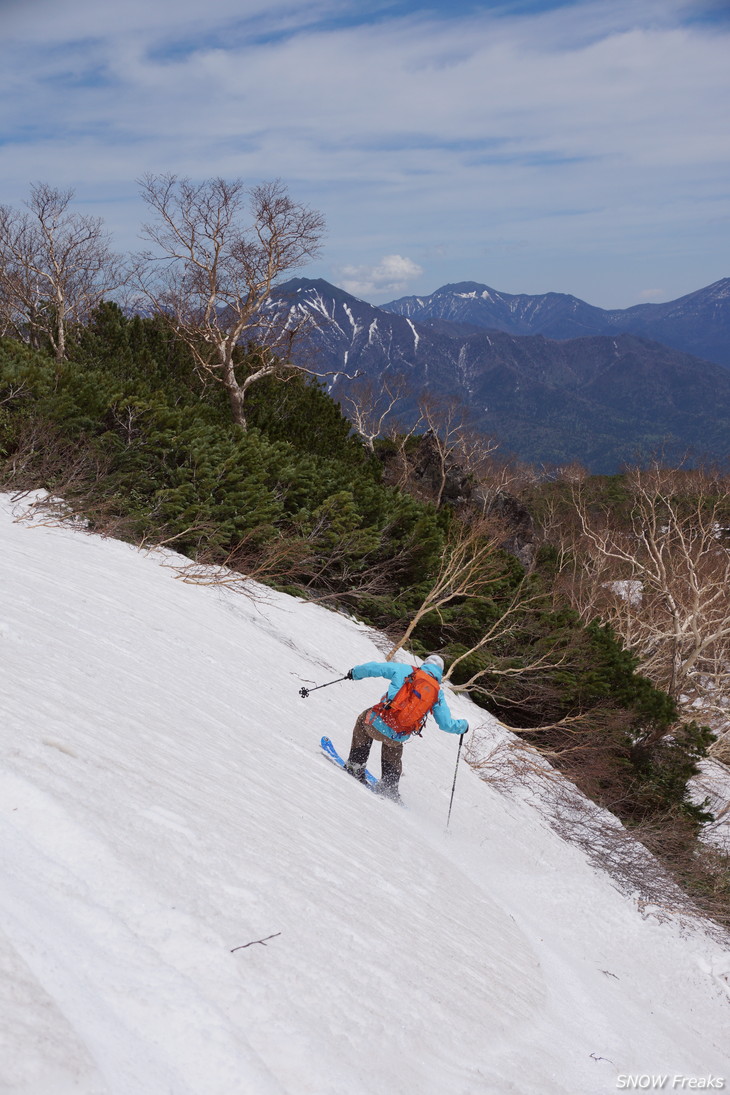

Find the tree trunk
[[28, 303, 41, 350], [227, 381, 247, 429], [386, 615, 422, 661], [222, 356, 247, 429], [55, 313, 65, 363]]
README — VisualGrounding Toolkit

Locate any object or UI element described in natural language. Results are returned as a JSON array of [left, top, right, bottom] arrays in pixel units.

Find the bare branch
[[230, 933, 281, 952]]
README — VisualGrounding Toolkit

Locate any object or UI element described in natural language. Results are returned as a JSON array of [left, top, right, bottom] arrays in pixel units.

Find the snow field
[[0, 493, 728, 1095]]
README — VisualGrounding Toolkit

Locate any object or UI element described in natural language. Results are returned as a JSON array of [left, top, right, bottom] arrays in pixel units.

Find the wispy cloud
[[638, 288, 666, 301], [0, 0, 728, 306]]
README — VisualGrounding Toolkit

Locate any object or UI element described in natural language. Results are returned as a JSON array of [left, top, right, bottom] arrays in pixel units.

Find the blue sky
[[1, 0, 728, 306]]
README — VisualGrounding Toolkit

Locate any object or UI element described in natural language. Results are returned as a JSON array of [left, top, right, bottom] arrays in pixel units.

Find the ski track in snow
[[0, 493, 729, 1095]]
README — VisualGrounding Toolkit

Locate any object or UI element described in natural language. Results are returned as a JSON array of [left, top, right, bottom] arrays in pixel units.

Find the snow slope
[[1, 493, 728, 1095]]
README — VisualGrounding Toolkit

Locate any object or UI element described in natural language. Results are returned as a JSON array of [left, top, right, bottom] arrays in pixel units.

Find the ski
[[320, 736, 378, 788]]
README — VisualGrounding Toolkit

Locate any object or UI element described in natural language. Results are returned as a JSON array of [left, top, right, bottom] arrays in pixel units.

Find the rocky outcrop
[[409, 431, 473, 506], [481, 489, 536, 571]]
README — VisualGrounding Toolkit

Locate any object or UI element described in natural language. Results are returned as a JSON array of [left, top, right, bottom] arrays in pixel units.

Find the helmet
[[422, 654, 445, 672]]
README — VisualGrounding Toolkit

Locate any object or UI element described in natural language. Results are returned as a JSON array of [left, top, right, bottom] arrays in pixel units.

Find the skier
[[344, 654, 468, 803]]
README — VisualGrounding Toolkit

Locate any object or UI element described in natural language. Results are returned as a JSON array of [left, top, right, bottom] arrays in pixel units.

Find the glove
[[460, 722, 469, 735], [346, 669, 354, 680]]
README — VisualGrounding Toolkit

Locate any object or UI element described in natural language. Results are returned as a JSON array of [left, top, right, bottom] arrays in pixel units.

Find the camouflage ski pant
[[348, 707, 403, 785]]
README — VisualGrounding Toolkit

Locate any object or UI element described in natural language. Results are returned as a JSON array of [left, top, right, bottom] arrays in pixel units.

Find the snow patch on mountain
[[342, 302, 360, 337]]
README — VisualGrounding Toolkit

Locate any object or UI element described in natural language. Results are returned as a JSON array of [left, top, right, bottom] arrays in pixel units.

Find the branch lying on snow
[[230, 932, 282, 952]]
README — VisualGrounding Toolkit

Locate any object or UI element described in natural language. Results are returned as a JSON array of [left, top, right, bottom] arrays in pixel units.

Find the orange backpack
[[372, 667, 440, 736]]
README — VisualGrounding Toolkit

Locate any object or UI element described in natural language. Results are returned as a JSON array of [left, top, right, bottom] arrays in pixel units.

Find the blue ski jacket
[[350, 660, 468, 743]]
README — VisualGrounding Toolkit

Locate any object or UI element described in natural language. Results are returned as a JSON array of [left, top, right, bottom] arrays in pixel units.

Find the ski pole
[[446, 731, 465, 830], [299, 676, 349, 699]]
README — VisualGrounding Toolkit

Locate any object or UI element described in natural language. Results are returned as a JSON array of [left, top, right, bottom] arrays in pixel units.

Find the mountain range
[[273, 278, 730, 473], [383, 278, 730, 369]]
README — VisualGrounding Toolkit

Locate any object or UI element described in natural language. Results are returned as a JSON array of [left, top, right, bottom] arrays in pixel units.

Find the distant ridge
[[382, 278, 730, 368]]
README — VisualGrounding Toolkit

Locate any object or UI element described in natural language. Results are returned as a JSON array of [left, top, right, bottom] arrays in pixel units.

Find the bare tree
[[0, 184, 128, 361], [137, 174, 326, 428], [340, 373, 409, 453], [382, 393, 502, 508], [414, 395, 496, 508], [386, 515, 507, 660], [442, 582, 563, 700], [561, 465, 730, 750]]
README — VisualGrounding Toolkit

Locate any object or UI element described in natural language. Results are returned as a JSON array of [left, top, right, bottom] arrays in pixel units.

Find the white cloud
[[338, 255, 424, 299]]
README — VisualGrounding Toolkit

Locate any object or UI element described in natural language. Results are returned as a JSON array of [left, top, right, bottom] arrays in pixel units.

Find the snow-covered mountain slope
[[1, 493, 729, 1095], [383, 278, 730, 368]]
